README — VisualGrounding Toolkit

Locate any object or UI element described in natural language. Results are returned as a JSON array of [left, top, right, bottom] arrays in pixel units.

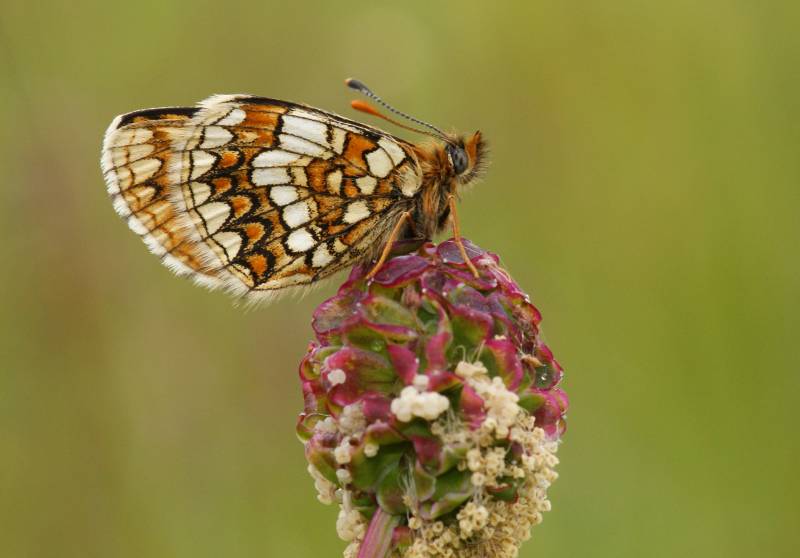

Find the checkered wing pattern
[[102, 95, 423, 301]]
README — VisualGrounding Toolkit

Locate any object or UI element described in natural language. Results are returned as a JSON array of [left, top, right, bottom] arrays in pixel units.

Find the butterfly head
[[446, 131, 486, 184]]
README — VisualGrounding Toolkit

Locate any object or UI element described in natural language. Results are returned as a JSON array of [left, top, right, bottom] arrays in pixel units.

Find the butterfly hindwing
[[102, 95, 423, 301], [101, 105, 227, 289]]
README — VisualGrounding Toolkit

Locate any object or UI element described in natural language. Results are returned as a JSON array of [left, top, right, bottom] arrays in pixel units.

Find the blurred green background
[[2, 1, 798, 557]]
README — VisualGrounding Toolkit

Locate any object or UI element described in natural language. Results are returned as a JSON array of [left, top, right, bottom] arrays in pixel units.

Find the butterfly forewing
[[102, 95, 423, 301]]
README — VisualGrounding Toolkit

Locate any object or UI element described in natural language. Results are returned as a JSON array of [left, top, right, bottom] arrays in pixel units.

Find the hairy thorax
[[410, 143, 457, 239]]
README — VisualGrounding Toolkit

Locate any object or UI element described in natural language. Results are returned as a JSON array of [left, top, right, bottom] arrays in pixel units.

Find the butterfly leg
[[448, 195, 479, 278], [367, 211, 414, 279]]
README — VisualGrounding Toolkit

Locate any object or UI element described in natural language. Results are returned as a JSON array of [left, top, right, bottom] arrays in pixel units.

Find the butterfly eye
[[447, 145, 469, 175]]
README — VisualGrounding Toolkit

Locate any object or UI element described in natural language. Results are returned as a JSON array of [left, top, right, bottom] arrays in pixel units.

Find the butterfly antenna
[[345, 78, 451, 143]]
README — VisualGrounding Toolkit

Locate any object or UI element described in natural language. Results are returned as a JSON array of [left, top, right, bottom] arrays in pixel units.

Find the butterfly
[[101, 79, 487, 303]]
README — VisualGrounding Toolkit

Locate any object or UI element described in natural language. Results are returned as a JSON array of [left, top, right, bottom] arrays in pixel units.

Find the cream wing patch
[[270, 186, 299, 206], [279, 134, 330, 158], [312, 244, 334, 268], [282, 115, 328, 146], [365, 148, 393, 178], [201, 126, 234, 148], [378, 137, 406, 165], [287, 228, 315, 253], [283, 200, 312, 227], [211, 231, 243, 259], [343, 201, 370, 224], [253, 167, 291, 186], [356, 176, 377, 195], [216, 107, 246, 126], [196, 202, 230, 235], [190, 150, 216, 179], [253, 150, 304, 167]]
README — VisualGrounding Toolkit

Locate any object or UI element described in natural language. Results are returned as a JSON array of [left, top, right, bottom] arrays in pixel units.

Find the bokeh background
[[2, 1, 798, 557]]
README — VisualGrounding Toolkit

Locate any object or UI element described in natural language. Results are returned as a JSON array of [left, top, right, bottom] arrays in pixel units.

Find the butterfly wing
[[102, 95, 423, 301]]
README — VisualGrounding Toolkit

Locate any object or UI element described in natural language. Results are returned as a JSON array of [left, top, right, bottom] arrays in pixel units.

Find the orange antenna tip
[[350, 99, 382, 117]]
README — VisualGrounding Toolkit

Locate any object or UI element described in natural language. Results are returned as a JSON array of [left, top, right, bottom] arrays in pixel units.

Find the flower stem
[[357, 508, 401, 558]]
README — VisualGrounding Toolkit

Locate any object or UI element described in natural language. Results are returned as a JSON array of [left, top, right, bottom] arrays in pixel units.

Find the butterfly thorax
[[410, 132, 486, 239], [410, 142, 456, 238]]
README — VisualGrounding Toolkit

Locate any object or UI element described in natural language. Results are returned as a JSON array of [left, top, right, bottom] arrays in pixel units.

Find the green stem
[[357, 507, 401, 558]]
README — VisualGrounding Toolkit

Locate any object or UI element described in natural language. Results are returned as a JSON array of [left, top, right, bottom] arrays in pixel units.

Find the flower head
[[297, 239, 568, 557]]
